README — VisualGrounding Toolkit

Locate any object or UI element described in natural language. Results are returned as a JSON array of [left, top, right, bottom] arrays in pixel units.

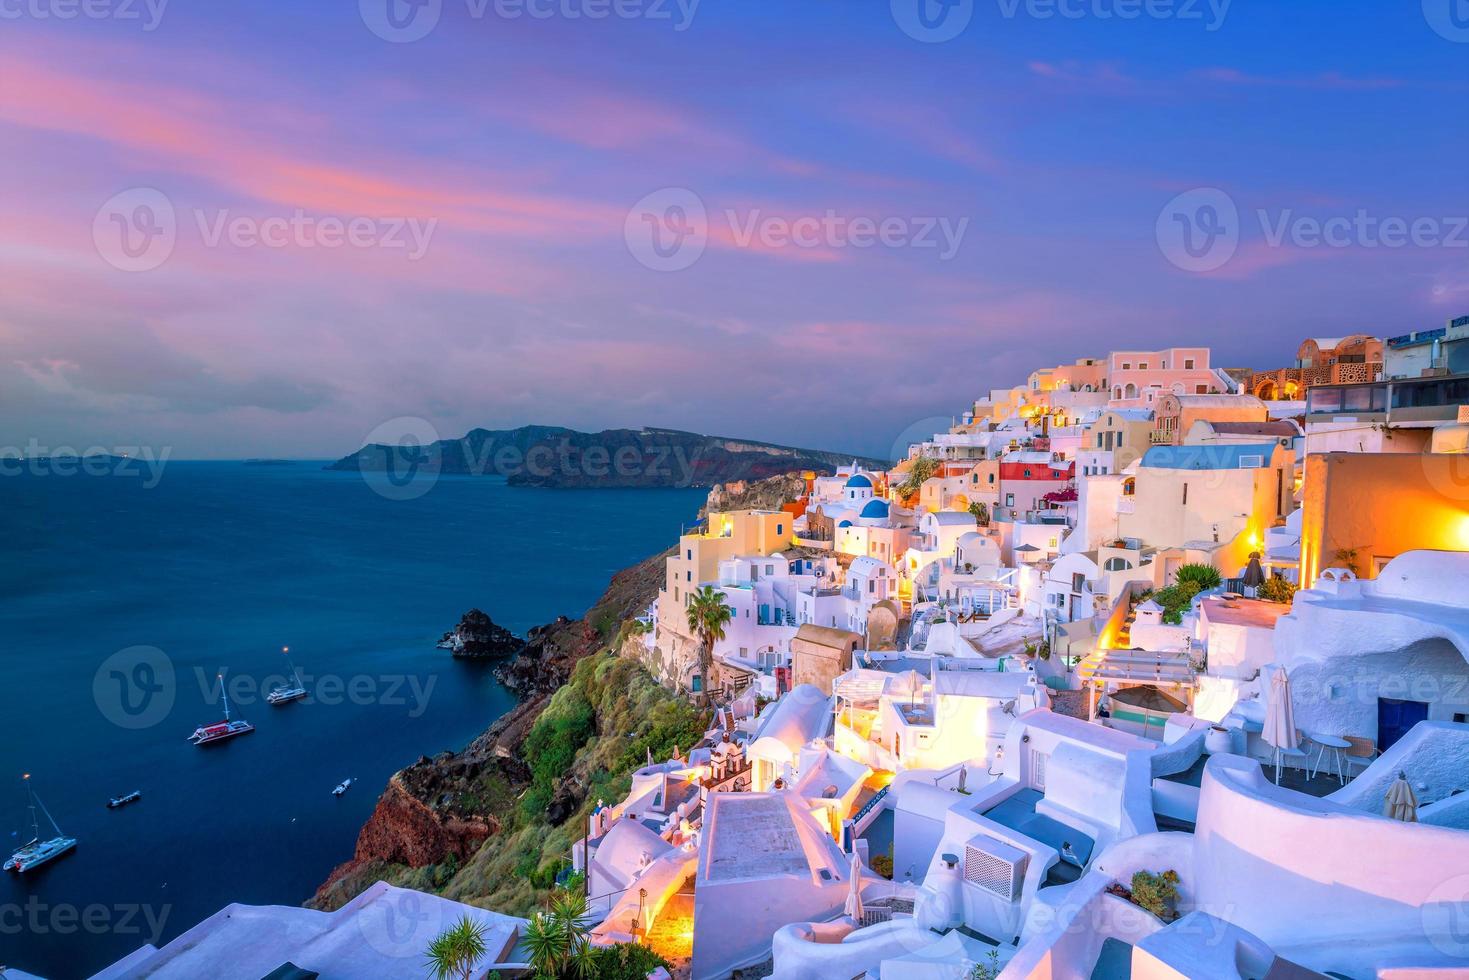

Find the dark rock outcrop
[[438, 608, 523, 659]]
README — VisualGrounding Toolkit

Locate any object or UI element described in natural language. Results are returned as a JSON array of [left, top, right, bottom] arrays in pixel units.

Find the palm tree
[[424, 915, 490, 980], [685, 585, 732, 699], [524, 891, 594, 978]]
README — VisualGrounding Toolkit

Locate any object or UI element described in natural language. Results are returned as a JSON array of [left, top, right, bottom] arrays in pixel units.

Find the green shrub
[[1174, 563, 1222, 590], [587, 942, 673, 980], [1150, 581, 1202, 624], [1257, 576, 1297, 604], [1129, 869, 1180, 921], [870, 853, 893, 879]]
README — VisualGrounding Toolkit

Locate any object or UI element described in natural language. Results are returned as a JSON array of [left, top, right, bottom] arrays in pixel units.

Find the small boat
[[332, 778, 354, 797], [6, 775, 77, 873], [189, 671, 255, 746], [266, 647, 307, 706], [106, 790, 142, 810]]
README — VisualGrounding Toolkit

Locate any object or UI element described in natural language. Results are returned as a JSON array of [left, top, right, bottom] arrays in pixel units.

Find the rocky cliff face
[[309, 547, 672, 910], [700, 471, 809, 518]]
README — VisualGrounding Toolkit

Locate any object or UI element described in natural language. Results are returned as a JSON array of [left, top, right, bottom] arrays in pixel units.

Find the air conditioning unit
[[963, 834, 1029, 903]]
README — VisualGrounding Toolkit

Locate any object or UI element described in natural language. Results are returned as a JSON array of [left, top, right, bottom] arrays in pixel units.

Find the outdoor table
[[1309, 733, 1351, 784]]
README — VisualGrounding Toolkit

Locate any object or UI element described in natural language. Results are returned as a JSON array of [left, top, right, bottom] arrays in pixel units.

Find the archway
[[866, 600, 901, 651]]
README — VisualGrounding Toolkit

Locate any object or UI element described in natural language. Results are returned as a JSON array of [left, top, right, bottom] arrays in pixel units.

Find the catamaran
[[266, 646, 307, 705], [5, 774, 77, 873], [189, 671, 255, 746]]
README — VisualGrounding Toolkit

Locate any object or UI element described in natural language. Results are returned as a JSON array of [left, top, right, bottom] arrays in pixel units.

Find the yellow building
[[1080, 409, 1156, 472], [1299, 453, 1469, 585], [653, 509, 793, 692]]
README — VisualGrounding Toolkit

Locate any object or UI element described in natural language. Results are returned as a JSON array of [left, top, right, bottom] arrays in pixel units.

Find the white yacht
[[5, 775, 77, 873]]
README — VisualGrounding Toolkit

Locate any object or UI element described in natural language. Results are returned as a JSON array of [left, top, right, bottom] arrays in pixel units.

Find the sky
[[2, 0, 1467, 460]]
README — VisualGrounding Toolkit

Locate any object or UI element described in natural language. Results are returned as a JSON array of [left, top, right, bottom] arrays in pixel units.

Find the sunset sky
[[3, 1, 1467, 459]]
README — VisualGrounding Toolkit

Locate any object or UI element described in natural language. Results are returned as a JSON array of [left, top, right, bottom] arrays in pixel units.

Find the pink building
[[1107, 347, 1224, 406]]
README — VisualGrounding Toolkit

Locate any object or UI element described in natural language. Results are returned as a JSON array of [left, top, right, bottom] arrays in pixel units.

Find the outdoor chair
[[1341, 735, 1378, 778]]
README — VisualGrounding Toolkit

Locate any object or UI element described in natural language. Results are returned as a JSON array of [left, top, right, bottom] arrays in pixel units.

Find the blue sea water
[[0, 462, 701, 978]]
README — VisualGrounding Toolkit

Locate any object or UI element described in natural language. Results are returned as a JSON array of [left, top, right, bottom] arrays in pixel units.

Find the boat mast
[[22, 774, 39, 842], [32, 787, 64, 838], [283, 646, 302, 688], [219, 671, 231, 722]]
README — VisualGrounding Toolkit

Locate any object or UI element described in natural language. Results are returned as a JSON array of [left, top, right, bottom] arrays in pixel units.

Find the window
[[1121, 362, 1131, 370], [1072, 573, 1085, 592], [1184, 358, 1195, 369], [1195, 384, 1208, 394], [776, 523, 784, 535], [1139, 362, 1149, 370], [1005, 493, 1015, 507], [1048, 537, 1058, 549]]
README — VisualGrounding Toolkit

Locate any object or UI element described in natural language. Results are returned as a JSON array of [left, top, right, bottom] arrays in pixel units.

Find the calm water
[[0, 462, 701, 978]]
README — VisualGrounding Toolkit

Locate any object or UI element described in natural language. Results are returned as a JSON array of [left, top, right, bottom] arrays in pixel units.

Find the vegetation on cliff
[[313, 640, 706, 919]]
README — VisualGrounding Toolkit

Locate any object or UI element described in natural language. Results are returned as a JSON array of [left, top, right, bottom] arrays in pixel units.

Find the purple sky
[[2, 1, 1467, 459]]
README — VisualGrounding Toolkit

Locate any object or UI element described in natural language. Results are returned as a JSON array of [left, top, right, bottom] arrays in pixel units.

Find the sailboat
[[266, 646, 307, 706], [189, 670, 255, 746], [5, 774, 77, 873]]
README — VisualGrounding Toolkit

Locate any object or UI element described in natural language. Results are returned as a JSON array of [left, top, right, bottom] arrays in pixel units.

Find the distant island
[[328, 424, 888, 489]]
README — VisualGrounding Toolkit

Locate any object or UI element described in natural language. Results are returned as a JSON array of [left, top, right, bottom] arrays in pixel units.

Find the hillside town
[[85, 323, 1469, 979]]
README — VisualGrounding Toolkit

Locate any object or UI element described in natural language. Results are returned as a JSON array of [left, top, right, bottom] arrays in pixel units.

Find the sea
[[0, 461, 703, 978]]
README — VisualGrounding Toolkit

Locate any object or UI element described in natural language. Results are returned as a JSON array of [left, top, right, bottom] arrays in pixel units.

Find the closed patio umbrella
[[843, 851, 864, 922], [1263, 666, 1300, 783], [1243, 552, 1266, 591], [1385, 772, 1419, 822]]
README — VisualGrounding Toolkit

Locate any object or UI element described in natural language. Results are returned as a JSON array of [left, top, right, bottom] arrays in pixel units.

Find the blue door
[[1378, 697, 1429, 752]]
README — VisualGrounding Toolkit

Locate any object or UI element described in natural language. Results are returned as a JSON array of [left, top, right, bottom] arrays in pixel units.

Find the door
[[1378, 697, 1430, 751]]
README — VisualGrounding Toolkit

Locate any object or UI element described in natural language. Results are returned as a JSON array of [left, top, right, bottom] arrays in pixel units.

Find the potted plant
[[1107, 869, 1181, 923]]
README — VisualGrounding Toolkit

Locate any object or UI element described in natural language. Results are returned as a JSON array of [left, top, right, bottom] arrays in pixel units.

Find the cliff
[[328, 423, 886, 489], [308, 548, 673, 912], [699, 471, 809, 518], [311, 473, 810, 916]]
